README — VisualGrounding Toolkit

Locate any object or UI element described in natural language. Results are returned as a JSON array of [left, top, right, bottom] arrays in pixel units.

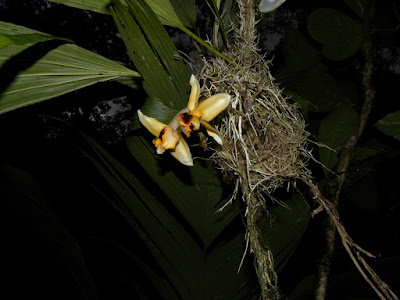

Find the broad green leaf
[[277, 68, 358, 112], [82, 134, 258, 299], [352, 141, 388, 162], [280, 27, 320, 74], [113, 0, 237, 248], [344, 139, 392, 189], [111, 0, 188, 109], [123, 0, 189, 104], [0, 33, 72, 49], [111, 76, 139, 89], [170, 0, 197, 29], [277, 28, 358, 112], [0, 21, 139, 115], [375, 110, 400, 140], [282, 90, 311, 122], [307, 8, 363, 61], [48, 0, 194, 29], [318, 105, 360, 174], [82, 135, 202, 299], [257, 194, 311, 272], [90, 224, 180, 299], [204, 232, 259, 300], [131, 97, 179, 131], [134, 0, 184, 29], [48, 0, 113, 14], [127, 135, 240, 247]]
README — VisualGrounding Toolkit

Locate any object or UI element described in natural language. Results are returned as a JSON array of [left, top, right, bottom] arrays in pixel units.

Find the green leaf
[[277, 28, 358, 112], [127, 135, 240, 247], [0, 33, 72, 49], [318, 105, 360, 174], [82, 133, 258, 299], [124, 0, 189, 103], [48, 0, 113, 14], [169, 0, 196, 29], [204, 232, 259, 299], [352, 141, 388, 162], [137, 0, 184, 29], [282, 90, 312, 122], [277, 68, 358, 112], [111, 0, 189, 109], [307, 8, 363, 61], [257, 194, 311, 272], [48, 0, 194, 29], [0, 21, 139, 115], [82, 135, 202, 299], [131, 97, 179, 131], [375, 110, 400, 140], [280, 27, 320, 73]]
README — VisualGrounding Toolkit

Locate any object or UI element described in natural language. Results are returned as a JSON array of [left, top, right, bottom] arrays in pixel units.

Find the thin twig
[[305, 179, 398, 300], [314, 8, 380, 299]]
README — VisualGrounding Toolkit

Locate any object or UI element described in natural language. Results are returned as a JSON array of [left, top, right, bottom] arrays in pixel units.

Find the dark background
[[1, 0, 400, 299]]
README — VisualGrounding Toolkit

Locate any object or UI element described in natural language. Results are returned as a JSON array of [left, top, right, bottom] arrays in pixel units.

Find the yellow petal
[[171, 134, 194, 166], [161, 125, 179, 150], [137, 110, 166, 136], [187, 74, 200, 112], [197, 93, 230, 122], [201, 121, 223, 145]]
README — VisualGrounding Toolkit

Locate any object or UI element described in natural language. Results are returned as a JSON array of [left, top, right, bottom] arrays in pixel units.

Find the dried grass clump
[[200, 6, 312, 209], [199, 1, 313, 297]]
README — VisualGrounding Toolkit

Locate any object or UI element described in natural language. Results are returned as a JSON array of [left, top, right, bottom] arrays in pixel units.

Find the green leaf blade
[[0, 21, 139, 115], [127, 136, 240, 247], [257, 194, 311, 273], [82, 135, 202, 299], [110, 1, 188, 109], [307, 8, 363, 61], [0, 33, 72, 49], [124, 0, 190, 105], [48, 0, 193, 29], [375, 110, 400, 140], [318, 105, 360, 173]]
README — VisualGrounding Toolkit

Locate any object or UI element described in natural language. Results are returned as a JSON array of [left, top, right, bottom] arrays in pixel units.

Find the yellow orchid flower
[[176, 74, 231, 145], [137, 110, 193, 166]]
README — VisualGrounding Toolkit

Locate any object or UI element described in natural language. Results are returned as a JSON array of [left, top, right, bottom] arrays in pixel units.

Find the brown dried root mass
[[200, 24, 312, 208]]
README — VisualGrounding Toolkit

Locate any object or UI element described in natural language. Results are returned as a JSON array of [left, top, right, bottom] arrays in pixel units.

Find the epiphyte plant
[[138, 74, 231, 166]]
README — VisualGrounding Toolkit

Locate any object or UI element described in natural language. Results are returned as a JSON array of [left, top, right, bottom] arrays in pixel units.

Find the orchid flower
[[137, 110, 193, 166], [137, 74, 230, 166], [176, 74, 231, 145]]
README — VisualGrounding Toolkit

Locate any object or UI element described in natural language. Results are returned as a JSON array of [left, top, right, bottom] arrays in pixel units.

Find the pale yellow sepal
[[187, 74, 200, 112], [197, 93, 231, 122], [171, 134, 194, 166], [137, 110, 165, 137], [201, 121, 224, 145]]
